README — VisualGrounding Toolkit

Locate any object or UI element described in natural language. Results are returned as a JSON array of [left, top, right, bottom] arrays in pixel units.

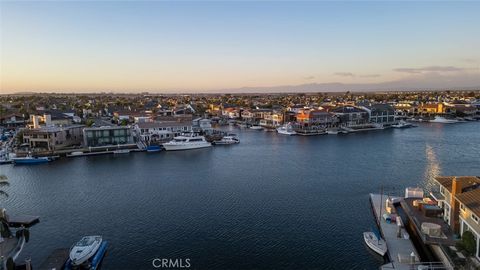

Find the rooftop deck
[[370, 194, 420, 270], [400, 198, 456, 246]]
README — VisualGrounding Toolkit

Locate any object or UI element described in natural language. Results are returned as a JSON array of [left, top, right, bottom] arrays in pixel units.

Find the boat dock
[[8, 214, 40, 227], [369, 193, 419, 270], [38, 248, 69, 270]]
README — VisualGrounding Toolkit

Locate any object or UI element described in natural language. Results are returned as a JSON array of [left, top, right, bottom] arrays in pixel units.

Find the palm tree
[[0, 175, 9, 198]]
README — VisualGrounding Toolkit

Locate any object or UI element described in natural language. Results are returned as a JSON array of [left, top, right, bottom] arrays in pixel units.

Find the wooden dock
[[38, 248, 69, 270], [370, 194, 420, 270], [8, 214, 40, 228]]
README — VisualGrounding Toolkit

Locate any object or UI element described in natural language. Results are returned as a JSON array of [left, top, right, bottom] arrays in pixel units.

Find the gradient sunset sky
[[1, 1, 479, 93]]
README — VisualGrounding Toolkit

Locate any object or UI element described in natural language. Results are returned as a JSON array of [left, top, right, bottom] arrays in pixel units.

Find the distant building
[[295, 109, 337, 127], [0, 113, 26, 128], [135, 121, 192, 143], [361, 104, 397, 127], [331, 106, 369, 127], [83, 126, 134, 148]]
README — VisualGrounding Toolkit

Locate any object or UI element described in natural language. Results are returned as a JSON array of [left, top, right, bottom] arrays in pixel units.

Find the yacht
[[391, 120, 414, 128], [276, 124, 296, 135], [429, 116, 459, 123], [69, 236, 103, 266], [163, 133, 211, 151], [363, 231, 387, 256], [213, 136, 240, 145]]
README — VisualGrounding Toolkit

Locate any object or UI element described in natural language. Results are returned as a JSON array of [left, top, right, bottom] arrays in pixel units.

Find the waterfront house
[[431, 176, 480, 259], [361, 104, 397, 127], [259, 110, 284, 127], [83, 126, 134, 148], [22, 125, 84, 151], [330, 106, 370, 127], [192, 118, 212, 131], [135, 121, 192, 143], [295, 109, 337, 128]]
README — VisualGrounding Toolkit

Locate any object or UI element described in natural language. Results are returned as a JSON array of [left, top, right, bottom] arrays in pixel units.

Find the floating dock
[[38, 248, 69, 270], [369, 193, 420, 270], [8, 214, 40, 228]]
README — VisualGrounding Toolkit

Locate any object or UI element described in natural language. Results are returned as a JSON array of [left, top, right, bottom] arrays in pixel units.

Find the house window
[[472, 213, 479, 224]]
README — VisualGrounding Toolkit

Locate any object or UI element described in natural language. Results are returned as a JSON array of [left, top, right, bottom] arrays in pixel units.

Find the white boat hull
[[363, 232, 387, 256], [70, 235, 102, 266], [429, 116, 458, 123], [163, 142, 212, 151]]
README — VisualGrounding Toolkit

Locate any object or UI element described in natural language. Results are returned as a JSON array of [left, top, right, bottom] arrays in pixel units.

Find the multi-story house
[[361, 104, 397, 127], [23, 125, 84, 151], [135, 121, 192, 144], [295, 109, 337, 128], [83, 126, 134, 148], [431, 176, 480, 260], [330, 106, 370, 127]]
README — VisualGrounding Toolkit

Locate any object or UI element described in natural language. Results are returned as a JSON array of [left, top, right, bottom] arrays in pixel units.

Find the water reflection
[[423, 144, 441, 191]]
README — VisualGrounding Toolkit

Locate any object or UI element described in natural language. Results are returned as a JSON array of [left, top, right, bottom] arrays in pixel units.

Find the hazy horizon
[[1, 1, 479, 94]]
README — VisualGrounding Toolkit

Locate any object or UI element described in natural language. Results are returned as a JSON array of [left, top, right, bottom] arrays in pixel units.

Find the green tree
[[461, 231, 477, 256]]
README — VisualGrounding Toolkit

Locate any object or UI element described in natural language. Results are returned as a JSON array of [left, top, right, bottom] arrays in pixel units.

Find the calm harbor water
[[2, 122, 480, 269]]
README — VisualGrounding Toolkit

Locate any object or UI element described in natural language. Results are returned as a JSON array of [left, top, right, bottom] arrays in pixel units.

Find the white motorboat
[[391, 120, 414, 128], [429, 116, 458, 123], [163, 133, 211, 151], [276, 124, 296, 135], [213, 136, 240, 145], [326, 129, 339, 135], [249, 125, 263, 130], [70, 235, 103, 266], [363, 231, 387, 256]]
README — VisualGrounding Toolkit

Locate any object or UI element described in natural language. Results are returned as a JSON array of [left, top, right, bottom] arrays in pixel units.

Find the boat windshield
[[77, 237, 95, 246]]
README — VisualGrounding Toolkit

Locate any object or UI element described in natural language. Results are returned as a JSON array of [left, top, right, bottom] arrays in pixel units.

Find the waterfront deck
[[370, 194, 420, 270], [8, 214, 40, 227], [38, 248, 69, 270], [400, 198, 456, 246]]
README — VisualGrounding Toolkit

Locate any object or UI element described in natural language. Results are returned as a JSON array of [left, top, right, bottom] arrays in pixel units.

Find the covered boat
[[69, 236, 102, 266], [363, 230, 387, 256]]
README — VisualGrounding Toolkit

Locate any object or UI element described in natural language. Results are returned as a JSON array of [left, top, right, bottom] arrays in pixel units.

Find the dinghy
[[363, 231, 387, 256], [70, 235, 103, 266]]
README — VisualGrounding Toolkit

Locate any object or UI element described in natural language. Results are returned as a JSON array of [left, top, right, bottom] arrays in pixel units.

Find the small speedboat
[[363, 231, 387, 256], [12, 156, 50, 165], [326, 130, 339, 135], [277, 124, 296, 135], [70, 236, 103, 266], [249, 125, 263, 130], [213, 136, 240, 145], [392, 120, 414, 128]]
